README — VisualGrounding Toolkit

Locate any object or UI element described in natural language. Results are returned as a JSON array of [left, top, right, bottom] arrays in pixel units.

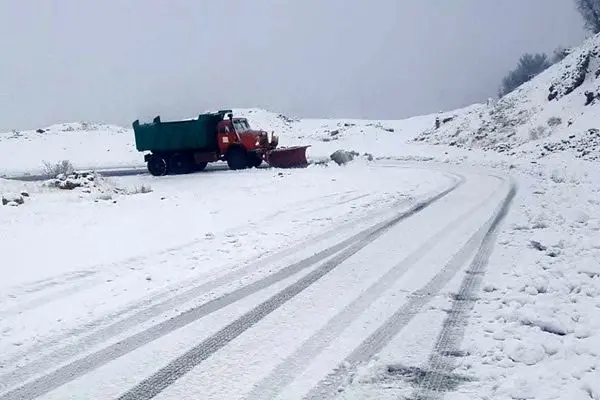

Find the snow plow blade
[[265, 145, 310, 168]]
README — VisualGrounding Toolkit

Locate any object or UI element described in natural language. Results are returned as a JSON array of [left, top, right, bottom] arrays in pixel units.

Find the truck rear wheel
[[169, 153, 193, 175], [147, 155, 167, 176], [226, 147, 248, 170]]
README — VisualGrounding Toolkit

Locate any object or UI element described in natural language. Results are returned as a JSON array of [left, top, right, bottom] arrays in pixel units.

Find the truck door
[[217, 122, 238, 153]]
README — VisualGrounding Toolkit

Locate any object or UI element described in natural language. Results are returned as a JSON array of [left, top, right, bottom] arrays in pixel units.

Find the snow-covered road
[[0, 162, 514, 400]]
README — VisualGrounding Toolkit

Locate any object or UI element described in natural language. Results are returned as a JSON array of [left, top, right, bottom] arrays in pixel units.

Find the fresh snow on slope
[[415, 33, 600, 162]]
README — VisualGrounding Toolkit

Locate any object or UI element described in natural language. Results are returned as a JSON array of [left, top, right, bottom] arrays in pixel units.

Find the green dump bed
[[133, 111, 227, 152]]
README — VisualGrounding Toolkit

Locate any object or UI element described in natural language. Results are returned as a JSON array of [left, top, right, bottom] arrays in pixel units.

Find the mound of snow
[[504, 339, 546, 365]]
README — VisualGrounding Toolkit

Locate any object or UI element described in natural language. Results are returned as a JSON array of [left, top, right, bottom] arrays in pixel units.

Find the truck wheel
[[226, 147, 248, 170], [247, 152, 263, 168], [147, 155, 167, 176], [169, 153, 193, 175]]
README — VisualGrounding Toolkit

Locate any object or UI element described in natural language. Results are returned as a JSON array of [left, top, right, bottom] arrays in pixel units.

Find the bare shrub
[[550, 169, 566, 184], [547, 117, 562, 127], [529, 126, 547, 141], [42, 160, 74, 179]]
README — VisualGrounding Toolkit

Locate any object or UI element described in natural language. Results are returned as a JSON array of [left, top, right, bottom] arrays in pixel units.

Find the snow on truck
[[132, 110, 309, 176]]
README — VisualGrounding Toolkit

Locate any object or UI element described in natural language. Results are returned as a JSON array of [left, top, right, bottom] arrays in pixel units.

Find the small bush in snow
[[552, 46, 570, 63], [550, 170, 566, 184], [547, 117, 562, 127], [529, 126, 547, 141], [42, 160, 74, 179]]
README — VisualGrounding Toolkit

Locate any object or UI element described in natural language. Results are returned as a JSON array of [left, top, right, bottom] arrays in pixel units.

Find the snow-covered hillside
[[415, 33, 600, 162]]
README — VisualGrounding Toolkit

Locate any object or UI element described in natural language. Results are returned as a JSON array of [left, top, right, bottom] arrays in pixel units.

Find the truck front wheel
[[247, 152, 263, 168], [226, 147, 248, 170], [147, 155, 167, 176]]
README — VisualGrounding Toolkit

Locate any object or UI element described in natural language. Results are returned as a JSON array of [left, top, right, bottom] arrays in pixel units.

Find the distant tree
[[575, 0, 600, 34], [552, 46, 570, 63], [499, 53, 552, 97]]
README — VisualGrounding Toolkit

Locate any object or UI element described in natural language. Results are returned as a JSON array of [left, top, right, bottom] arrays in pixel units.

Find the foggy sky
[[0, 1, 587, 131]]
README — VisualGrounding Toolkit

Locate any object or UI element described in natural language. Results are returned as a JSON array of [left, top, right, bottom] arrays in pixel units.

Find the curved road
[[1, 162, 267, 182], [0, 163, 515, 400]]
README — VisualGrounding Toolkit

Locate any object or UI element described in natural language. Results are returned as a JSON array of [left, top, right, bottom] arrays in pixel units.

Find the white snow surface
[[1, 33, 600, 400]]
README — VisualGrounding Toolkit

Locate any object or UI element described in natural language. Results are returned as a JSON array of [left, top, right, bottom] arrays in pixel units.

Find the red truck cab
[[214, 116, 278, 168]]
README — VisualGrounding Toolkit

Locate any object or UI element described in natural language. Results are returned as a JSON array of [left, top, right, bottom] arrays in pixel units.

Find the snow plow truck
[[132, 110, 309, 176]]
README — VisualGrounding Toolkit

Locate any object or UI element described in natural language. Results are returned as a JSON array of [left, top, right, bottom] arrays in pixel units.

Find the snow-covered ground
[[0, 159, 513, 400], [449, 156, 600, 400], [1, 34, 600, 400]]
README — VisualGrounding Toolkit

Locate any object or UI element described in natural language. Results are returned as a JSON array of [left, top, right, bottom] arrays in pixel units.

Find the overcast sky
[[0, 0, 588, 131]]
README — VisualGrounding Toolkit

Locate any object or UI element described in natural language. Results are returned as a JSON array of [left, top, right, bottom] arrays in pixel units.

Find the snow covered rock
[[2, 193, 25, 206], [330, 149, 359, 165], [529, 240, 547, 251], [504, 339, 545, 365], [44, 171, 103, 191], [59, 178, 82, 190]]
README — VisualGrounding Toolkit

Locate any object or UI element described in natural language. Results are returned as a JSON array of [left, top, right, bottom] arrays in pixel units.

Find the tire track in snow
[[110, 179, 461, 400], [0, 190, 357, 315], [0, 190, 417, 387], [408, 183, 516, 400], [303, 179, 515, 400], [0, 178, 462, 400], [245, 179, 504, 400], [0, 189, 389, 368]]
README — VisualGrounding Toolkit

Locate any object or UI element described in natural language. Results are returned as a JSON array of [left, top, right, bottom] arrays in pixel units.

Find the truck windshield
[[233, 120, 251, 132]]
